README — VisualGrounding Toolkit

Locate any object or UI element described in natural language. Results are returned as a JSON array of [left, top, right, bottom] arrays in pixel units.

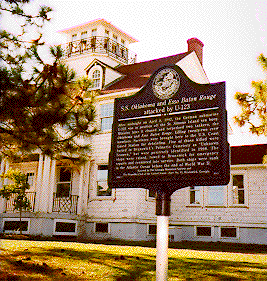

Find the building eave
[[58, 18, 139, 44]]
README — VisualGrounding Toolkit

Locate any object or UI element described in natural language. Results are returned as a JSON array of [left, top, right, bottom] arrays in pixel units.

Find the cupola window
[[92, 29, 97, 37], [71, 34, 77, 42], [113, 34, 118, 41], [81, 31, 87, 40]]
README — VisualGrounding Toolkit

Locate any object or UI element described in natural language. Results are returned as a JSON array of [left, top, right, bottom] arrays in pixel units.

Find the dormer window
[[105, 30, 109, 37], [88, 64, 103, 89], [92, 70, 101, 88]]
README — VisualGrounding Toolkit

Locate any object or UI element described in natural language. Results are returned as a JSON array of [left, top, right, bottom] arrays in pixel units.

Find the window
[[71, 34, 77, 41], [3, 218, 30, 234], [232, 175, 245, 205], [113, 34, 118, 41], [121, 39, 125, 45], [53, 219, 77, 236], [196, 226, 211, 237], [26, 172, 35, 186], [92, 28, 97, 37], [190, 186, 200, 204], [148, 224, 157, 235], [81, 31, 87, 40], [220, 227, 237, 238], [97, 165, 111, 196], [56, 167, 72, 197], [112, 34, 118, 54], [100, 103, 114, 131], [92, 69, 101, 88], [95, 222, 109, 233], [104, 30, 109, 50], [105, 30, 109, 37], [208, 186, 225, 206]]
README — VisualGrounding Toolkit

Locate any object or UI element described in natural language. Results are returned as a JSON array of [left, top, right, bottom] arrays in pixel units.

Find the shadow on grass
[[169, 256, 267, 281], [169, 240, 267, 255], [4, 246, 267, 281]]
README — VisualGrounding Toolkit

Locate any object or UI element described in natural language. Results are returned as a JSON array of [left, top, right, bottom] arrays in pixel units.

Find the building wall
[[1, 23, 267, 244]]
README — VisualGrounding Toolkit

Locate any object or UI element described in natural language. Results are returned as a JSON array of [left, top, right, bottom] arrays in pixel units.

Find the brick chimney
[[187, 38, 204, 65]]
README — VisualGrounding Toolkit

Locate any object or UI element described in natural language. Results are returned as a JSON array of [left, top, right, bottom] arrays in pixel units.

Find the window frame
[[206, 185, 226, 207], [2, 218, 30, 234], [100, 103, 114, 132], [92, 69, 101, 88], [113, 34, 118, 41], [71, 34, 77, 42], [105, 29, 109, 38], [189, 186, 201, 206], [53, 219, 77, 236], [81, 31, 87, 40], [26, 172, 35, 187], [91, 28, 97, 37], [229, 171, 248, 207], [219, 226, 239, 239], [94, 222, 110, 233], [56, 166, 72, 198], [96, 165, 112, 197], [194, 226, 214, 238], [228, 169, 249, 208], [88, 65, 103, 90]]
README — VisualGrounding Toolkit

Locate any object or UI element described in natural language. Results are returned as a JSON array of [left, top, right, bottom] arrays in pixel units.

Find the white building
[[1, 19, 267, 244]]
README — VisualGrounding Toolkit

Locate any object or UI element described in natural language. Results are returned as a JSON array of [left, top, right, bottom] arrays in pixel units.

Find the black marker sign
[[108, 65, 230, 194]]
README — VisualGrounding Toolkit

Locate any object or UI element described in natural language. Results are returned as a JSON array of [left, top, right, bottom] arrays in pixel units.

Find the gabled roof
[[231, 144, 267, 165], [84, 58, 121, 74], [101, 52, 190, 93]]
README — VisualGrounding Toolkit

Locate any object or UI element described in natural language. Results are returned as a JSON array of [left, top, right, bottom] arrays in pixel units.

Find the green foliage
[[0, 169, 31, 212], [0, 1, 97, 162], [234, 54, 267, 136]]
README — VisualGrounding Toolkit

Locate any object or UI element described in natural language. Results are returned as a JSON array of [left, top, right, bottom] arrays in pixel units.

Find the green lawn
[[1, 239, 267, 280]]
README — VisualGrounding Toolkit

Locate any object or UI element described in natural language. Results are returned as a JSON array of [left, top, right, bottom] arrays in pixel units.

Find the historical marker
[[109, 65, 230, 194]]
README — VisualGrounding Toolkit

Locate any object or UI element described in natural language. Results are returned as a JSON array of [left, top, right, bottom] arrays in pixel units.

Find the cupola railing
[[61, 36, 137, 65]]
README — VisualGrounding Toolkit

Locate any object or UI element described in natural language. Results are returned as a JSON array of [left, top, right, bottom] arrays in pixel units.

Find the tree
[[0, 169, 31, 234], [234, 54, 267, 136], [0, 0, 97, 162]]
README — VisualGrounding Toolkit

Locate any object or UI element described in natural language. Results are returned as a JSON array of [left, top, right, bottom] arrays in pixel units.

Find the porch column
[[3, 160, 9, 185], [38, 155, 51, 213], [81, 161, 91, 213], [0, 158, 6, 213], [34, 154, 44, 212], [77, 164, 85, 215], [47, 159, 56, 213]]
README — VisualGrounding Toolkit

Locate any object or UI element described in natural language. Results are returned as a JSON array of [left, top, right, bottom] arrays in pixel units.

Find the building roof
[[58, 18, 139, 44], [231, 144, 267, 165], [102, 52, 190, 93]]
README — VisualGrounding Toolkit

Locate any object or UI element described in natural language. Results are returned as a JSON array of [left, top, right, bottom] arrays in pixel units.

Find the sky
[[2, 0, 267, 146]]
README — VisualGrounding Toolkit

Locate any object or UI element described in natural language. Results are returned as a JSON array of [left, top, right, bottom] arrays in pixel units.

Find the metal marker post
[[156, 191, 171, 281]]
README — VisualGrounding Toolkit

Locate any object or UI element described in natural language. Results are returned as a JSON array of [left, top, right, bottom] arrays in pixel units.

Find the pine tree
[[234, 54, 267, 136], [0, 169, 31, 234], [0, 0, 96, 162]]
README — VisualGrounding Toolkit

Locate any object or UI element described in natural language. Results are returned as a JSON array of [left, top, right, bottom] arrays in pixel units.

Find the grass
[[1, 239, 267, 280]]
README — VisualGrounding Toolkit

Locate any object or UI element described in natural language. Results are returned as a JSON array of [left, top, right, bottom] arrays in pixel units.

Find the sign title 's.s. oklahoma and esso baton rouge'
[[109, 65, 230, 194]]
